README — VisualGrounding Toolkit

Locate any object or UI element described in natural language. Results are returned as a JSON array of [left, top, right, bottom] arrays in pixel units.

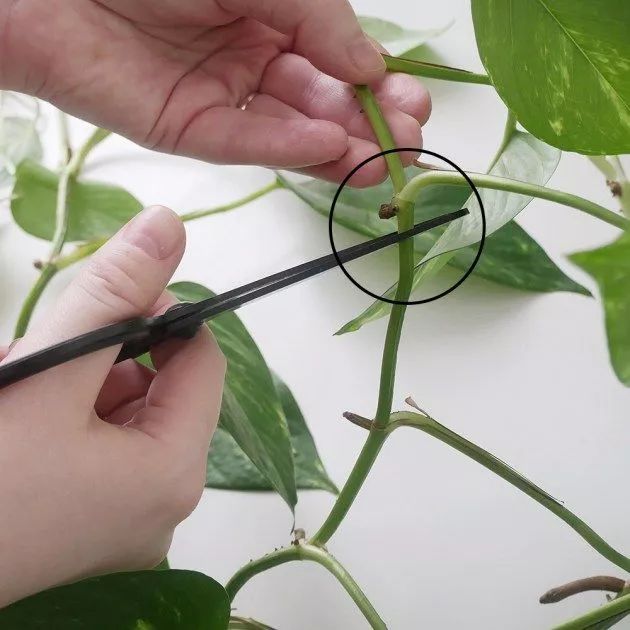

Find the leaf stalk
[[225, 545, 386, 630]]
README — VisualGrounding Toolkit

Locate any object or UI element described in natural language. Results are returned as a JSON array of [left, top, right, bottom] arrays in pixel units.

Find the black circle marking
[[328, 148, 486, 306]]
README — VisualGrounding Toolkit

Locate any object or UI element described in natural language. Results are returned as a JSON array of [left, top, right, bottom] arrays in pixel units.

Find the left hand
[[0, 0, 430, 186]]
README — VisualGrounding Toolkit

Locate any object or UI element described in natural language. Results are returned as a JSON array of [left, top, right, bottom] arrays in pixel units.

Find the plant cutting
[[0, 2, 629, 629]]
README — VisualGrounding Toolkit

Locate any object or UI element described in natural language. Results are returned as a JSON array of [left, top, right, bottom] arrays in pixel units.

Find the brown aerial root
[[539, 576, 627, 604]]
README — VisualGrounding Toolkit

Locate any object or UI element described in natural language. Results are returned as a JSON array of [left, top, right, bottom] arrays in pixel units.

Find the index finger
[[130, 316, 226, 455], [221, 0, 386, 84]]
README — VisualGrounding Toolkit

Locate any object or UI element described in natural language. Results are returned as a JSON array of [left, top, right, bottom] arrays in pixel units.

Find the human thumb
[[8, 206, 185, 405]]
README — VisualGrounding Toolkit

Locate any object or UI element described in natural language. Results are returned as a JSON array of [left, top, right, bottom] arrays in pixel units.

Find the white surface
[[2, 1, 630, 628]]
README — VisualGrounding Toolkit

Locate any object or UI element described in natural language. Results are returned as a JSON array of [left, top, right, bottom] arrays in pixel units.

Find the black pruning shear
[[0, 208, 468, 390]]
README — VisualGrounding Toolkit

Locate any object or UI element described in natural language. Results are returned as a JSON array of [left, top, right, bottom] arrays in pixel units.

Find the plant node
[[378, 203, 398, 220], [607, 180, 623, 197], [292, 529, 306, 546]]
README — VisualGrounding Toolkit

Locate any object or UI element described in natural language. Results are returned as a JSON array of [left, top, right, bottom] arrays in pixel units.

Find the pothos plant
[[0, 3, 629, 629]]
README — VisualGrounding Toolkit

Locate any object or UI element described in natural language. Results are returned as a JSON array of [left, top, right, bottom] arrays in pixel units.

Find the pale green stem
[[612, 156, 627, 180], [552, 593, 630, 630], [225, 545, 386, 630], [50, 180, 282, 271], [180, 179, 281, 222], [589, 156, 617, 181], [389, 411, 630, 573], [58, 110, 72, 164], [398, 171, 629, 231], [13, 266, 58, 340], [383, 54, 492, 85], [310, 87, 412, 546], [13, 127, 110, 338], [588, 156, 630, 218]]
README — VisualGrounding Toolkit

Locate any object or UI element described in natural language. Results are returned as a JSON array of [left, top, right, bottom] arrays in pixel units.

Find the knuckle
[[78, 246, 147, 315]]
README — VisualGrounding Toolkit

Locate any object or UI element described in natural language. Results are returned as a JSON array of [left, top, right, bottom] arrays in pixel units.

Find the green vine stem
[[225, 545, 386, 630], [398, 170, 629, 231], [388, 411, 630, 573], [551, 592, 630, 630], [13, 266, 58, 340], [383, 54, 492, 85], [13, 126, 111, 338], [309, 87, 413, 548], [47, 179, 283, 273], [180, 179, 281, 222]]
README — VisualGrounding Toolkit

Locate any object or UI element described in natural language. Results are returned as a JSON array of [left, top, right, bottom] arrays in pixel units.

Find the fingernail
[[123, 206, 182, 260], [348, 36, 386, 76]]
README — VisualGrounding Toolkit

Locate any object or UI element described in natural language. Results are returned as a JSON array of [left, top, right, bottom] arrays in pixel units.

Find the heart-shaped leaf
[[0, 570, 230, 629], [0, 117, 42, 189], [168, 282, 298, 510], [340, 131, 566, 332], [571, 231, 630, 387], [418, 131, 561, 263], [472, 0, 630, 155], [336, 218, 590, 334], [205, 372, 337, 494], [11, 160, 143, 242], [358, 16, 452, 56]]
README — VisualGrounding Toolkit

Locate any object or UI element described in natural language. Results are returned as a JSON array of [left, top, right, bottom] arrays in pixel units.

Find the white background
[[1, 1, 630, 628]]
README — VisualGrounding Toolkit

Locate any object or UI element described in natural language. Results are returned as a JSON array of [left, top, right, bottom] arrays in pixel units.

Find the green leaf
[[0, 570, 230, 629], [570, 231, 630, 387], [276, 162, 587, 300], [332, 130, 589, 333], [471, 0, 630, 155], [168, 282, 298, 510], [419, 131, 562, 262], [205, 373, 337, 494], [358, 15, 452, 56], [0, 117, 42, 189], [11, 160, 143, 242]]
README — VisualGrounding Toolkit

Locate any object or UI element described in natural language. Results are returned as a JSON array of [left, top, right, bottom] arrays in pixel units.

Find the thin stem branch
[[180, 179, 281, 222], [13, 265, 58, 339], [13, 126, 110, 338], [398, 170, 629, 231], [49, 180, 282, 271], [354, 85, 406, 193], [389, 411, 630, 573], [58, 110, 72, 164], [383, 54, 492, 85], [226, 545, 386, 630], [310, 87, 413, 546]]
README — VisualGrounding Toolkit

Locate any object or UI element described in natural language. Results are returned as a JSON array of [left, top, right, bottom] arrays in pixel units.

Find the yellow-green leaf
[[472, 0, 630, 154], [11, 160, 143, 242], [571, 231, 630, 386], [168, 282, 298, 511]]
